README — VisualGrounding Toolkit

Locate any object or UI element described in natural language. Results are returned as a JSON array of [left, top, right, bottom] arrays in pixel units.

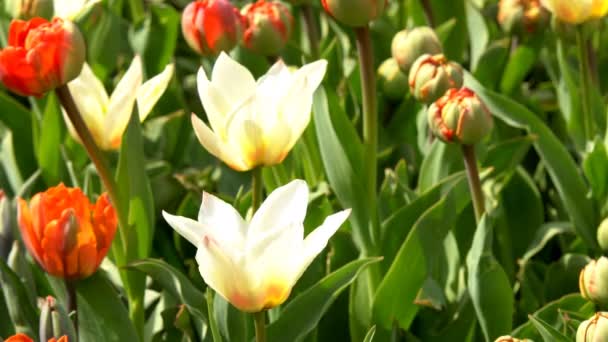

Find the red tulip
[[181, 0, 244, 56], [242, 0, 293, 56], [0, 17, 85, 97]]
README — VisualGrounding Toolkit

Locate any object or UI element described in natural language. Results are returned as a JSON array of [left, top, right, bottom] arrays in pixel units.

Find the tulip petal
[[211, 52, 256, 108], [105, 56, 143, 149], [162, 211, 205, 247], [197, 66, 232, 134], [298, 209, 350, 276], [296, 59, 328, 94], [136, 63, 174, 121], [64, 63, 109, 146], [592, 0, 608, 17], [191, 113, 249, 171], [249, 179, 308, 238], [198, 192, 247, 250]]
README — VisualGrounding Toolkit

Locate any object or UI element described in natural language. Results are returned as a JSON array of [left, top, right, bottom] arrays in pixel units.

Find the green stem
[[301, 4, 320, 59], [576, 26, 595, 142], [128, 0, 145, 24], [461, 145, 485, 223], [65, 279, 78, 336], [254, 311, 266, 342], [420, 0, 435, 27], [354, 26, 379, 252], [251, 168, 263, 213], [206, 288, 222, 342]]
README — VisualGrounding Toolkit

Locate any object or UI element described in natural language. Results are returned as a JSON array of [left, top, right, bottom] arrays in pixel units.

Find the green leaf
[[266, 257, 381, 342], [582, 139, 608, 209], [37, 93, 66, 185], [466, 215, 514, 341], [528, 315, 571, 342], [465, 73, 599, 250], [0, 92, 36, 176], [77, 271, 139, 341], [363, 326, 376, 342], [465, 1, 489, 70], [127, 258, 207, 321], [520, 222, 574, 265], [500, 44, 538, 95], [0, 259, 38, 337], [417, 141, 461, 192], [313, 87, 372, 252]]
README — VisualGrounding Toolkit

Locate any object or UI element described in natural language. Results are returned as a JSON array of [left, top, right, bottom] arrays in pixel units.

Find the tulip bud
[[4, 0, 53, 19], [321, 0, 386, 27], [242, 0, 293, 56], [391, 27, 443, 74], [409, 54, 463, 104], [377, 58, 408, 102], [428, 88, 494, 145], [0, 190, 12, 261], [181, 0, 244, 56], [497, 0, 549, 35], [580, 257, 608, 307], [598, 218, 608, 252], [577, 312, 608, 342], [39, 296, 76, 342], [0, 17, 85, 97], [494, 336, 531, 342]]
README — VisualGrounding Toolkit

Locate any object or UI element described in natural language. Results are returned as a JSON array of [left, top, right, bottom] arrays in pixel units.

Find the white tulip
[[162, 179, 350, 312], [53, 0, 100, 20], [63, 56, 174, 150], [191, 52, 327, 171]]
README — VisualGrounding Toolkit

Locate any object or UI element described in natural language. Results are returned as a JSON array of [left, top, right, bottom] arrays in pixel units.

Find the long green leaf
[[528, 315, 571, 342], [0, 259, 38, 337]]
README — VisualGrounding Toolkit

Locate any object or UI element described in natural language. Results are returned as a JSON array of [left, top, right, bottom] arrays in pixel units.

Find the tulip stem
[[65, 279, 78, 336], [576, 26, 595, 142], [354, 26, 379, 251], [206, 288, 222, 342], [461, 144, 484, 223], [302, 4, 320, 59], [254, 311, 266, 342], [252, 167, 263, 213]]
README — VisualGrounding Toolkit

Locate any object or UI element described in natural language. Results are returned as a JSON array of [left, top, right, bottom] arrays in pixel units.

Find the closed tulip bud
[[163, 180, 350, 312], [409, 54, 463, 104], [377, 58, 408, 102], [391, 27, 443, 73], [17, 184, 117, 279], [242, 0, 293, 56], [577, 312, 608, 342], [498, 0, 549, 34], [541, 0, 608, 24], [494, 336, 532, 342], [39, 296, 76, 342], [4, 0, 53, 19], [580, 257, 608, 307], [597, 218, 608, 252], [0, 17, 85, 97], [181, 0, 244, 56], [321, 0, 386, 27], [428, 88, 494, 145]]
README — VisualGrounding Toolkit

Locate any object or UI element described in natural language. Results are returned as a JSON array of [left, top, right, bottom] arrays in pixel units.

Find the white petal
[[249, 179, 309, 238], [136, 63, 174, 121], [65, 63, 109, 146], [301, 209, 351, 268], [54, 0, 99, 19], [191, 114, 249, 171], [197, 67, 231, 135], [211, 53, 256, 107], [162, 211, 204, 247], [296, 59, 328, 93], [104, 56, 143, 149], [198, 192, 247, 250]]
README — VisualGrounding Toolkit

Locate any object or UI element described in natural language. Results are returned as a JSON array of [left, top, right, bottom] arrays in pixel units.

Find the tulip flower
[[241, 0, 293, 56], [541, 0, 608, 24], [191, 52, 327, 171], [409, 54, 463, 104], [0, 17, 85, 97], [577, 312, 608, 342], [181, 0, 244, 56], [62, 56, 174, 150], [17, 184, 117, 279], [53, 0, 99, 20], [163, 179, 350, 312], [4, 334, 67, 342], [580, 256, 608, 307]]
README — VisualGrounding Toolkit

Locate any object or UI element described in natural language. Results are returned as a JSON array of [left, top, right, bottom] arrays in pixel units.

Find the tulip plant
[[3, 0, 608, 342]]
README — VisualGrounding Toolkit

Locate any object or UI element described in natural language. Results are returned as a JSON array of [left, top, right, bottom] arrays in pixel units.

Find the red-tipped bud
[[409, 54, 463, 104], [181, 0, 244, 56], [321, 0, 386, 27], [428, 88, 494, 145], [242, 0, 293, 56]]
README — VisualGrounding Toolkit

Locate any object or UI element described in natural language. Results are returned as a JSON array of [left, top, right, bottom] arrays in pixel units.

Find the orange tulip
[[4, 334, 68, 342], [0, 17, 85, 97], [18, 184, 117, 279]]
